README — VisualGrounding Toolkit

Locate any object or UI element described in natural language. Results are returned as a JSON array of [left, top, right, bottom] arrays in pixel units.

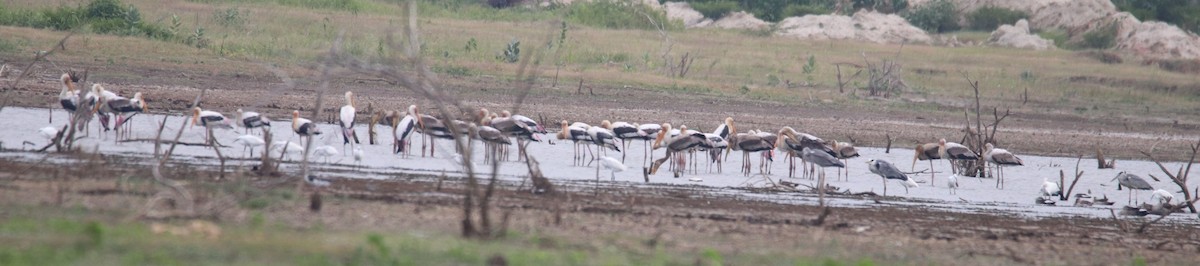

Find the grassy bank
[[2, 0, 1198, 121]]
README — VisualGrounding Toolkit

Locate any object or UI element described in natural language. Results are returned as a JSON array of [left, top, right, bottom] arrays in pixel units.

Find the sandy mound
[[915, 0, 1200, 59], [775, 11, 932, 44], [711, 11, 771, 30], [1111, 14, 1200, 60], [987, 19, 1055, 50], [664, 2, 712, 28]]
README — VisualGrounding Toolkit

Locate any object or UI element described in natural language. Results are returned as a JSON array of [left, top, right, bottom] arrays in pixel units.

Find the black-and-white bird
[[339, 91, 360, 150], [649, 125, 706, 178], [938, 138, 978, 182], [237, 109, 270, 134], [587, 121, 621, 163], [607, 120, 639, 162], [291, 110, 321, 143], [868, 159, 918, 196], [728, 131, 773, 177], [1112, 171, 1154, 205], [58, 73, 80, 113], [635, 123, 662, 168], [557, 120, 593, 166], [193, 107, 232, 143], [392, 113, 417, 155], [108, 92, 146, 140]]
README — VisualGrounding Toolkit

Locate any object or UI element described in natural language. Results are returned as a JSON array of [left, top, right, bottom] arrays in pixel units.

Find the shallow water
[[2, 107, 1196, 223]]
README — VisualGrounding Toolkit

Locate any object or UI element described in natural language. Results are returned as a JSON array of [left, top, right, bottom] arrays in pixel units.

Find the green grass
[[2, 0, 1198, 121], [0, 203, 888, 265]]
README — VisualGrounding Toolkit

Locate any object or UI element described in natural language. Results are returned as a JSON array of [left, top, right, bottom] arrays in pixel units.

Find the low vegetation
[[966, 6, 1027, 31], [902, 0, 958, 33]]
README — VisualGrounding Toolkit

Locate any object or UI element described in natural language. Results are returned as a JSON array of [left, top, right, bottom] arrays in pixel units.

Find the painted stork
[[649, 125, 706, 178], [193, 107, 232, 143], [339, 91, 360, 152], [830, 140, 859, 181], [938, 138, 978, 181], [392, 113, 417, 155], [912, 142, 942, 185], [607, 120, 639, 162], [983, 143, 1023, 189], [290, 110, 320, 144], [237, 109, 270, 135], [557, 120, 593, 166], [635, 123, 662, 168]]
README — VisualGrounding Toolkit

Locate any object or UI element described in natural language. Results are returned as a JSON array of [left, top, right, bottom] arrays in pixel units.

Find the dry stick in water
[[1140, 139, 1200, 213], [1061, 156, 1085, 201]]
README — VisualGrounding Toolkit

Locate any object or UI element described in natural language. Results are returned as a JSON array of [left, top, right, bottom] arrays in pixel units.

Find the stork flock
[[36, 72, 1175, 205]]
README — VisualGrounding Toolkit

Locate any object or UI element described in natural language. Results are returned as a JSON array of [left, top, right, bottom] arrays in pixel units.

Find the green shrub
[[85, 0, 127, 20], [566, 1, 677, 30], [781, 4, 828, 18], [1113, 0, 1200, 34], [1036, 29, 1068, 48], [1078, 22, 1117, 49], [902, 0, 958, 33], [41, 6, 85, 31], [690, 0, 739, 19], [967, 6, 1027, 30]]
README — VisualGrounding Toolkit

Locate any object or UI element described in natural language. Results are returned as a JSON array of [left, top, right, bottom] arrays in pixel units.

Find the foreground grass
[[0, 203, 882, 266]]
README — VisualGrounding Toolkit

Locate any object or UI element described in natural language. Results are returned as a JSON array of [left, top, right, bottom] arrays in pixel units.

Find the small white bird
[[1041, 178, 1061, 199], [39, 126, 59, 143], [233, 135, 266, 158], [271, 141, 305, 161], [1150, 189, 1174, 205], [353, 146, 364, 167], [313, 145, 339, 163], [947, 174, 960, 195], [599, 156, 627, 181]]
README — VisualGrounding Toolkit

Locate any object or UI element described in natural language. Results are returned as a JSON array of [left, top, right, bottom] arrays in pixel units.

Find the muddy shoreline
[[2, 56, 1198, 163]]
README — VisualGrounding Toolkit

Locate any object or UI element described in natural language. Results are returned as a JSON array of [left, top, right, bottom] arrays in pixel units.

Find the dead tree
[[861, 48, 908, 98], [1140, 138, 1200, 213], [957, 73, 1011, 178], [1059, 156, 1085, 201], [833, 62, 863, 94]]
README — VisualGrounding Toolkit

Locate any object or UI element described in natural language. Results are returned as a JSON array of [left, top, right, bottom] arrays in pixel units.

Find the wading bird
[[983, 143, 1023, 189], [868, 159, 918, 196], [1112, 172, 1154, 205], [599, 156, 627, 181], [938, 138, 978, 179], [912, 142, 942, 184], [237, 109, 270, 135], [193, 107, 232, 143], [1040, 178, 1061, 200], [233, 134, 265, 158], [291, 110, 321, 144], [947, 174, 960, 195], [830, 140, 859, 181], [339, 91, 360, 153]]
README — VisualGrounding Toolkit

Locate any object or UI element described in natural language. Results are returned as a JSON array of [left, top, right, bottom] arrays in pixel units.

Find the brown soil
[[0, 154, 1197, 265]]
